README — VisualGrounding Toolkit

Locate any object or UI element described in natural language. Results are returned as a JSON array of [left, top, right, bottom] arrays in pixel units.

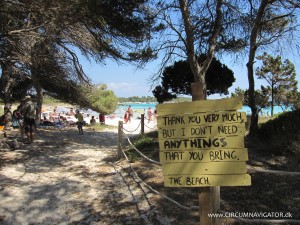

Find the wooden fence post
[[117, 120, 123, 159], [191, 82, 220, 225], [141, 113, 145, 135]]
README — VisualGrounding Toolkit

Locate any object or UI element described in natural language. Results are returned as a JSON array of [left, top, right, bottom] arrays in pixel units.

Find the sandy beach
[[0, 126, 173, 225], [104, 116, 157, 134], [40, 104, 157, 135], [1, 106, 299, 224]]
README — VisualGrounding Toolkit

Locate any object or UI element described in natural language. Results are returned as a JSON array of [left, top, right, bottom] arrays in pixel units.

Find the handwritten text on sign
[[159, 148, 248, 163], [158, 111, 246, 126], [164, 174, 251, 187], [159, 136, 245, 150], [159, 123, 246, 139], [157, 98, 251, 187]]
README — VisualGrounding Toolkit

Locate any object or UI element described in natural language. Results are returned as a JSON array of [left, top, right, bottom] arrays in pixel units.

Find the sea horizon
[[115, 102, 291, 118]]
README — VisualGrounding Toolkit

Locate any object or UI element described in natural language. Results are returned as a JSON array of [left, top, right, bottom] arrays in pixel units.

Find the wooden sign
[[159, 136, 245, 151], [157, 98, 243, 116], [158, 123, 246, 139], [163, 174, 251, 187], [162, 161, 247, 175], [157, 111, 247, 126], [157, 98, 251, 187], [159, 148, 249, 163]]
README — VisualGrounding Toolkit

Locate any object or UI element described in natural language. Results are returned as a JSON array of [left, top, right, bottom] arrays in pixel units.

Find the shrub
[[254, 109, 300, 155], [125, 133, 159, 162]]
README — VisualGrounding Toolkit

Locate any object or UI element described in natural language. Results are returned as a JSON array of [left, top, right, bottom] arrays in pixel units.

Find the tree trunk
[[179, 0, 202, 84], [246, 59, 259, 134], [247, 0, 269, 136], [31, 67, 43, 124], [178, 1, 223, 223], [179, 0, 223, 96], [271, 84, 274, 116], [192, 83, 220, 225], [35, 83, 43, 124], [1, 63, 14, 129]]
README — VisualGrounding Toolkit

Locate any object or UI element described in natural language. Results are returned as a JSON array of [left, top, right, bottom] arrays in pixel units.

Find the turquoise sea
[[114, 102, 289, 118], [114, 103, 157, 119]]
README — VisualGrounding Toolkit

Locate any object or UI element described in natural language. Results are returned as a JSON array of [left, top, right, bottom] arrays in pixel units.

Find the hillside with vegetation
[[118, 96, 192, 103], [118, 96, 157, 103]]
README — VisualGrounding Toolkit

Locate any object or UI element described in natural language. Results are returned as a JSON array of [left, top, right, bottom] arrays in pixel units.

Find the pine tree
[[256, 52, 298, 116]]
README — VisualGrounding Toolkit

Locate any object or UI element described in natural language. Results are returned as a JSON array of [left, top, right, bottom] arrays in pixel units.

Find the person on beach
[[22, 96, 37, 144], [154, 108, 158, 123], [124, 106, 134, 124], [49, 112, 55, 122], [128, 106, 133, 123], [53, 107, 58, 116], [147, 107, 152, 123], [14, 99, 25, 137], [75, 109, 84, 135], [90, 116, 96, 126], [124, 110, 129, 123], [99, 113, 105, 124], [69, 108, 75, 116]]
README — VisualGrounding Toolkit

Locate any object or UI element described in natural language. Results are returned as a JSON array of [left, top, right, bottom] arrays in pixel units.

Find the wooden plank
[[164, 174, 251, 187], [157, 98, 243, 116], [162, 161, 247, 175], [159, 136, 245, 151], [158, 123, 246, 140], [157, 111, 247, 127], [159, 148, 248, 163]]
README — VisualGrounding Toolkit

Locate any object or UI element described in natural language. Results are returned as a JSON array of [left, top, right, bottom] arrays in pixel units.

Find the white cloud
[[108, 82, 139, 90]]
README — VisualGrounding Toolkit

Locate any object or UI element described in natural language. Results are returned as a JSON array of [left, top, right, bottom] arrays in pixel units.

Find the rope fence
[[123, 131, 161, 165], [144, 123, 157, 130], [116, 119, 300, 224], [119, 114, 157, 135], [122, 121, 141, 133], [119, 129, 198, 211]]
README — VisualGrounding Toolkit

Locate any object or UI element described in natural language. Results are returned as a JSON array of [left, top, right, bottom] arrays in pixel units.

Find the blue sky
[[79, 54, 300, 98]]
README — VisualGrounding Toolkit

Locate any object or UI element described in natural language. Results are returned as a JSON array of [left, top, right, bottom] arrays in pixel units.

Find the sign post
[[157, 83, 251, 225], [117, 121, 123, 159], [192, 82, 219, 225], [141, 113, 145, 135]]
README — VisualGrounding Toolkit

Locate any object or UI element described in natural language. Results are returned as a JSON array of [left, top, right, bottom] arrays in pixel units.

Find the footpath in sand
[[0, 126, 173, 225]]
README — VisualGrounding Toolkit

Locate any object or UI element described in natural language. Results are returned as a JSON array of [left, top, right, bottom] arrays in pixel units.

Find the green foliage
[[43, 95, 68, 106], [125, 133, 159, 162], [254, 109, 300, 155], [88, 123, 116, 131], [294, 92, 300, 110], [256, 52, 298, 115], [0, 0, 157, 106], [118, 96, 192, 103], [133, 135, 157, 149], [119, 96, 157, 103], [231, 87, 269, 113], [152, 55, 235, 103], [82, 84, 118, 114], [128, 47, 157, 62]]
